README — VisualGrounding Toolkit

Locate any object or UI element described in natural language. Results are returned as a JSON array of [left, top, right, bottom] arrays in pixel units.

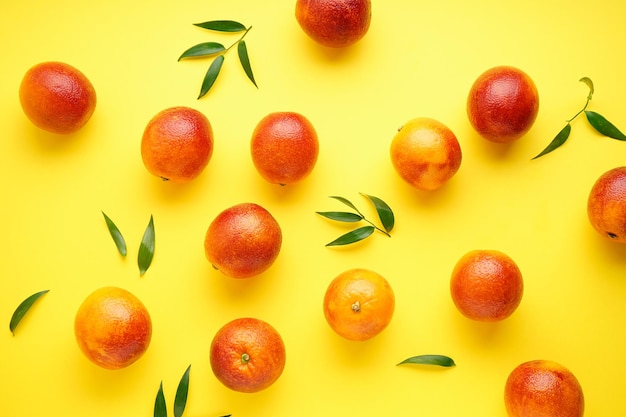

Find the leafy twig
[[179, 20, 257, 99], [316, 193, 395, 246], [532, 77, 626, 159]]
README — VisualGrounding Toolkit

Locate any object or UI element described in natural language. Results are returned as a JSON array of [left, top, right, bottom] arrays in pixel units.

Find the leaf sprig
[[532, 77, 626, 159], [9, 290, 49, 335], [179, 20, 257, 99], [397, 354, 456, 368], [316, 193, 395, 246]]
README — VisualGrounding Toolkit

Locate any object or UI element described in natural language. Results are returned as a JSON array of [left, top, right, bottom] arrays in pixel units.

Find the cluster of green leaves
[[154, 365, 230, 417], [179, 20, 257, 99], [532, 77, 626, 159], [316, 194, 395, 246], [397, 354, 456, 368], [9, 290, 49, 335], [103, 212, 155, 276]]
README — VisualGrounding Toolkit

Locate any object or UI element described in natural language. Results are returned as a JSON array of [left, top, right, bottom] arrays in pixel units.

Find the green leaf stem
[[397, 354, 456, 367], [318, 194, 394, 246], [180, 20, 256, 98], [9, 290, 49, 335], [138, 215, 155, 276], [102, 211, 127, 256], [174, 365, 191, 417], [154, 381, 167, 417], [533, 77, 626, 159]]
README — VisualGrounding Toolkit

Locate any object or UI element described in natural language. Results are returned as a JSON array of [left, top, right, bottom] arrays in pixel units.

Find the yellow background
[[2, 0, 626, 416]]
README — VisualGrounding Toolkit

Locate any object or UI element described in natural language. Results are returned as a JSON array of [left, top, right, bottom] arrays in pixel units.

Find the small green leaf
[[10, 290, 49, 335], [329, 196, 360, 213], [397, 355, 456, 367], [326, 226, 375, 246], [178, 42, 225, 61], [193, 20, 247, 32], [579, 76, 594, 97], [198, 55, 224, 99], [154, 381, 167, 417], [585, 111, 626, 141], [237, 40, 257, 88], [316, 211, 363, 222], [138, 215, 155, 276], [102, 211, 127, 256], [531, 123, 572, 160], [174, 365, 191, 417], [361, 193, 395, 233]]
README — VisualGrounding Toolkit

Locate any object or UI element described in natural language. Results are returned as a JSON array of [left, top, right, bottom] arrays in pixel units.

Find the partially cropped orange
[[141, 106, 214, 182], [587, 166, 626, 243], [19, 61, 96, 134], [467, 66, 539, 143], [74, 287, 152, 370], [250, 112, 319, 185], [390, 117, 462, 191], [323, 268, 395, 341], [295, 0, 371, 48], [505, 360, 584, 417], [450, 250, 523, 322], [204, 203, 282, 278], [210, 317, 286, 393]]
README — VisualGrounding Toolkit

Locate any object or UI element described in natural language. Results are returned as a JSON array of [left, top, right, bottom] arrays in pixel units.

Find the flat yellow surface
[[2, 0, 626, 416]]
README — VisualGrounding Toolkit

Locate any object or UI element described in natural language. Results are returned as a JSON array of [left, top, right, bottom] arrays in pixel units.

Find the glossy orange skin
[[74, 287, 152, 370], [141, 106, 214, 182], [204, 203, 282, 278], [450, 250, 523, 322], [505, 360, 584, 417], [295, 0, 371, 48], [251, 112, 319, 185], [210, 317, 286, 393], [467, 66, 539, 143], [587, 166, 626, 243], [390, 117, 462, 191], [323, 268, 395, 341], [19, 61, 96, 134]]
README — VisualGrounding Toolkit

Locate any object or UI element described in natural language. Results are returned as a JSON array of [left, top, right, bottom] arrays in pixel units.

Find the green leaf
[[361, 193, 394, 233], [326, 226, 375, 246], [316, 211, 363, 222], [102, 211, 127, 256], [237, 40, 257, 88], [174, 365, 191, 417], [193, 20, 247, 32], [585, 111, 626, 141], [154, 381, 167, 417], [178, 42, 225, 61], [198, 55, 224, 99], [329, 196, 360, 213], [9, 290, 49, 335], [579, 76, 594, 97], [138, 215, 155, 276], [397, 355, 456, 367], [531, 123, 572, 160]]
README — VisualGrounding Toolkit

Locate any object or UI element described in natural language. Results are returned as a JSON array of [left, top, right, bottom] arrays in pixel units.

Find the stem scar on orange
[[323, 268, 395, 341], [210, 317, 286, 393], [74, 287, 152, 370]]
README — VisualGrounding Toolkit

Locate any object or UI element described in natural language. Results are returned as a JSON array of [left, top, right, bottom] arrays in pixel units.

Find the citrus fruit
[[390, 117, 462, 191], [323, 268, 395, 341], [505, 360, 584, 417], [19, 61, 97, 134], [467, 65, 539, 143], [204, 203, 282, 278], [210, 317, 286, 393], [587, 166, 626, 243], [141, 106, 214, 182], [250, 112, 319, 185], [295, 0, 371, 48], [450, 250, 523, 322], [74, 286, 152, 370]]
